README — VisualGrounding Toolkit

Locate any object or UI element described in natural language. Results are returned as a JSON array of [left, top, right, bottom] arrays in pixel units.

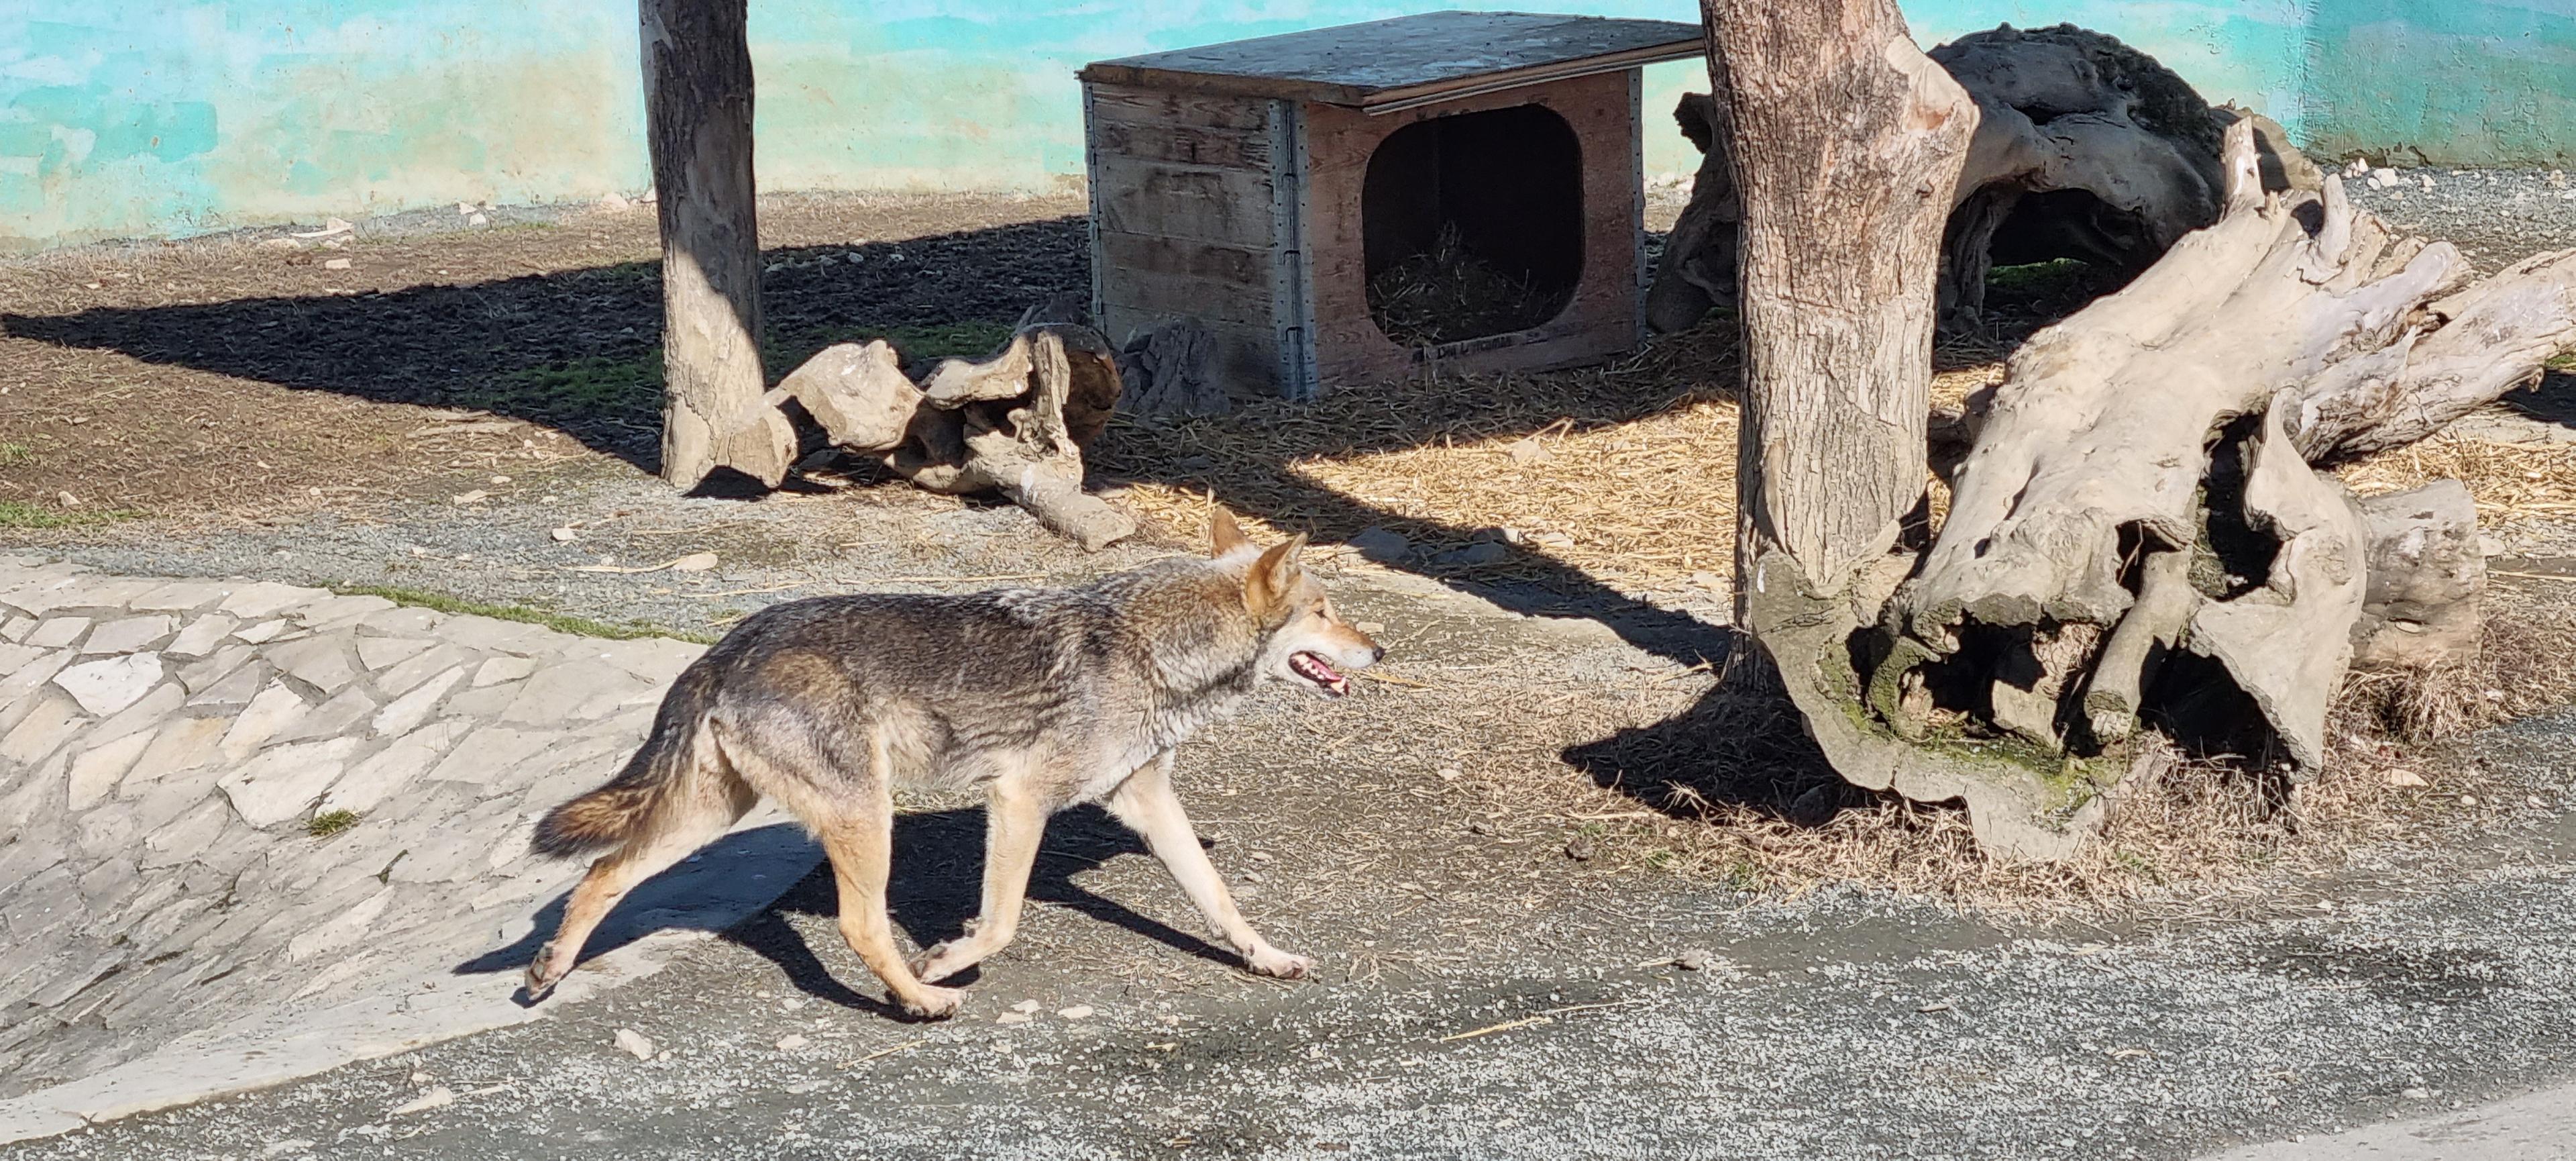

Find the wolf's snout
[[1369, 644, 1386, 664]]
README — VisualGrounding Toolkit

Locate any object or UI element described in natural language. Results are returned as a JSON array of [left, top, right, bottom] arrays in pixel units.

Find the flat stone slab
[[0, 559, 802, 1146]]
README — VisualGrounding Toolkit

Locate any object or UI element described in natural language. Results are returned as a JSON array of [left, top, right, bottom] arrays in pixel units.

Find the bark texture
[[643, 0, 794, 491], [1702, 0, 1978, 601]]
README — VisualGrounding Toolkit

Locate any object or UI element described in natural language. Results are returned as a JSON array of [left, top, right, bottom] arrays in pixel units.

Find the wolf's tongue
[[1295, 652, 1342, 683]]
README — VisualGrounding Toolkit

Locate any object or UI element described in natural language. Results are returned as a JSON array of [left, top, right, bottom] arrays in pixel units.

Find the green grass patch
[[2547, 350, 2575, 374], [485, 354, 664, 420], [333, 584, 716, 644], [1985, 257, 2106, 301], [307, 809, 360, 838], [478, 321, 1018, 429], [763, 321, 1018, 375], [0, 443, 34, 468], [0, 501, 139, 529]]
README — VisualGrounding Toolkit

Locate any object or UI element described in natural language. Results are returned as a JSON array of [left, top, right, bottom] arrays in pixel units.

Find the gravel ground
[[5, 711, 2571, 1160]]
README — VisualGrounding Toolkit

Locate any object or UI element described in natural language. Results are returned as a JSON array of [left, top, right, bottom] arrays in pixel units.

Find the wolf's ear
[[1210, 509, 1251, 557], [1243, 534, 1308, 616]]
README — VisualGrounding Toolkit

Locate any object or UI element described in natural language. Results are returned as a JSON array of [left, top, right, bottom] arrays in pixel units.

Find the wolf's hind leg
[[526, 763, 755, 999], [911, 768, 1048, 983], [789, 727, 964, 1019], [1106, 752, 1312, 980]]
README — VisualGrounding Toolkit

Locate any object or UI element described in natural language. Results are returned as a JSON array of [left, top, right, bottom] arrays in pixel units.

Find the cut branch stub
[[2351, 481, 2485, 671]]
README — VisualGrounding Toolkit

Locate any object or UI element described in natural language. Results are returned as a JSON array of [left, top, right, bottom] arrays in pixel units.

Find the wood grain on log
[[1833, 120, 2570, 854], [1650, 24, 2320, 335], [780, 324, 1135, 551]]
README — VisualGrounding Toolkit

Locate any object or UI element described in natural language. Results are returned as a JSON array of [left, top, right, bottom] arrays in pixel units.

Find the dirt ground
[[0, 193, 1089, 518], [4, 183, 2576, 1156]]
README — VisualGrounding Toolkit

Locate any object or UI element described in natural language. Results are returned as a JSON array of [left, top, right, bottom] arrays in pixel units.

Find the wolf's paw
[[1245, 946, 1313, 980], [900, 985, 967, 1020], [910, 941, 973, 984], [523, 943, 564, 1000]]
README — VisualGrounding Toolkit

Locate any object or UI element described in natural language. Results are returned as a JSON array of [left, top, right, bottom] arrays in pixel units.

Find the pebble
[[1010, 999, 1040, 1013], [997, 1011, 1034, 1025], [1676, 949, 1716, 972], [614, 1028, 656, 1060], [1057, 1005, 1095, 1020], [390, 1086, 455, 1115], [775, 1034, 808, 1051]]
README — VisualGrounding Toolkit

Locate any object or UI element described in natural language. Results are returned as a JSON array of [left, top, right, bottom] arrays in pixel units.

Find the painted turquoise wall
[[3, 1, 2568, 251]]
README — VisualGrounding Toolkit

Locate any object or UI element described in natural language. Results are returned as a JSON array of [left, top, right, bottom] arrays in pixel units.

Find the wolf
[[519, 513, 1383, 1017]]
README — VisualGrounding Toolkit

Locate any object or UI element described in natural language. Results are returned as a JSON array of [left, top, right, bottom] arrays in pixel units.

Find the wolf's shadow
[[455, 807, 1229, 1017]]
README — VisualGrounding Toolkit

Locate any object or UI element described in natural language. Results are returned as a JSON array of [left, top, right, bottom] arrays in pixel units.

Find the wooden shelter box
[[1079, 11, 1704, 399]]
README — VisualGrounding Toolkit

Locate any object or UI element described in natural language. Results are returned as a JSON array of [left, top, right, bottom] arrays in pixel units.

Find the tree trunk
[[1705, 0, 1977, 605], [643, 0, 794, 491]]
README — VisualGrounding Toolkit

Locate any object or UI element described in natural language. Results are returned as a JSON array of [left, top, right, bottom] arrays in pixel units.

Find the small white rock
[[390, 1086, 455, 1115], [323, 258, 352, 270], [997, 1011, 1034, 1025], [670, 551, 719, 572], [2460, 795, 2479, 807], [551, 527, 580, 542], [2385, 769, 2428, 788], [775, 1034, 808, 1051], [1057, 1005, 1095, 1020], [1010, 999, 1040, 1013], [451, 490, 488, 505], [614, 1028, 655, 1060]]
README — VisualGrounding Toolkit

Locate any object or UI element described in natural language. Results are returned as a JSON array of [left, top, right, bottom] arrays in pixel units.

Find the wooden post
[[641, 0, 794, 490]]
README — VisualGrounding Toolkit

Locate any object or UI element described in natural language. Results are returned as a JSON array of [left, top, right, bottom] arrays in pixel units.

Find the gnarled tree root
[[1770, 121, 2572, 859]]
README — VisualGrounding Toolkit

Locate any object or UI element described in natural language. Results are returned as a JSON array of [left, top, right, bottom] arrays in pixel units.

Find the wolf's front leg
[[1106, 752, 1312, 979]]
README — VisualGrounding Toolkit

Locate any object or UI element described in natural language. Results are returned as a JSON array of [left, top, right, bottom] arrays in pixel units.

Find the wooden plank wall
[[1085, 83, 1291, 396]]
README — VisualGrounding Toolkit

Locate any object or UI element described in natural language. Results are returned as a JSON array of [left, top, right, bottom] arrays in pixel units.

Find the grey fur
[[524, 526, 1382, 1019]]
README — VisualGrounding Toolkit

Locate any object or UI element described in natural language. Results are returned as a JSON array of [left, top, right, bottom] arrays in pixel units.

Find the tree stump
[[1648, 23, 2319, 335], [1795, 121, 2576, 856], [643, 0, 794, 491], [774, 325, 1136, 551]]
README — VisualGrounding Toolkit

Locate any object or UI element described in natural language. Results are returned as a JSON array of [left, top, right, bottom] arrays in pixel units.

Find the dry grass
[[1091, 325, 1746, 594], [2337, 432, 2576, 524]]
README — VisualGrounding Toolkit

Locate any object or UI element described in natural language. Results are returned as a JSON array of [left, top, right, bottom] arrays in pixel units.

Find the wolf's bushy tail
[[531, 668, 716, 859]]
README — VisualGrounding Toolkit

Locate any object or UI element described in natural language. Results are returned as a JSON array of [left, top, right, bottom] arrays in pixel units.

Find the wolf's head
[[1212, 511, 1383, 699]]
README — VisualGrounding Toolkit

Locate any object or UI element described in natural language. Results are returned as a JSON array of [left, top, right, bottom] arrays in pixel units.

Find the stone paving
[[0, 554, 820, 1141]]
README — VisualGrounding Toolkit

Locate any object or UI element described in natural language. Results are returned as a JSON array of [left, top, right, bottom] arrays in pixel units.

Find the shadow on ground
[[456, 808, 1230, 1021], [2504, 369, 2576, 432], [2, 220, 1089, 472]]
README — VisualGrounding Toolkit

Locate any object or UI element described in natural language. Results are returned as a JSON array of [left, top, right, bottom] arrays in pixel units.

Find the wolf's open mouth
[[1289, 652, 1349, 697]]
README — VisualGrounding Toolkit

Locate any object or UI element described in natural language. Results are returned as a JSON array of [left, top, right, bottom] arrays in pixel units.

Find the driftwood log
[[1649, 23, 2318, 334], [1763, 121, 2576, 858], [775, 325, 1136, 550]]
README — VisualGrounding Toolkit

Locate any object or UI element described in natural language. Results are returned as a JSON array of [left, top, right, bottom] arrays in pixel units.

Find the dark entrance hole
[[1362, 103, 1582, 348]]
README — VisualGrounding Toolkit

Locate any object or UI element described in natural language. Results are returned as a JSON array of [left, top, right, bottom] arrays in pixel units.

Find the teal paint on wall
[[2303, 0, 2576, 165], [2, 1, 2570, 251]]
